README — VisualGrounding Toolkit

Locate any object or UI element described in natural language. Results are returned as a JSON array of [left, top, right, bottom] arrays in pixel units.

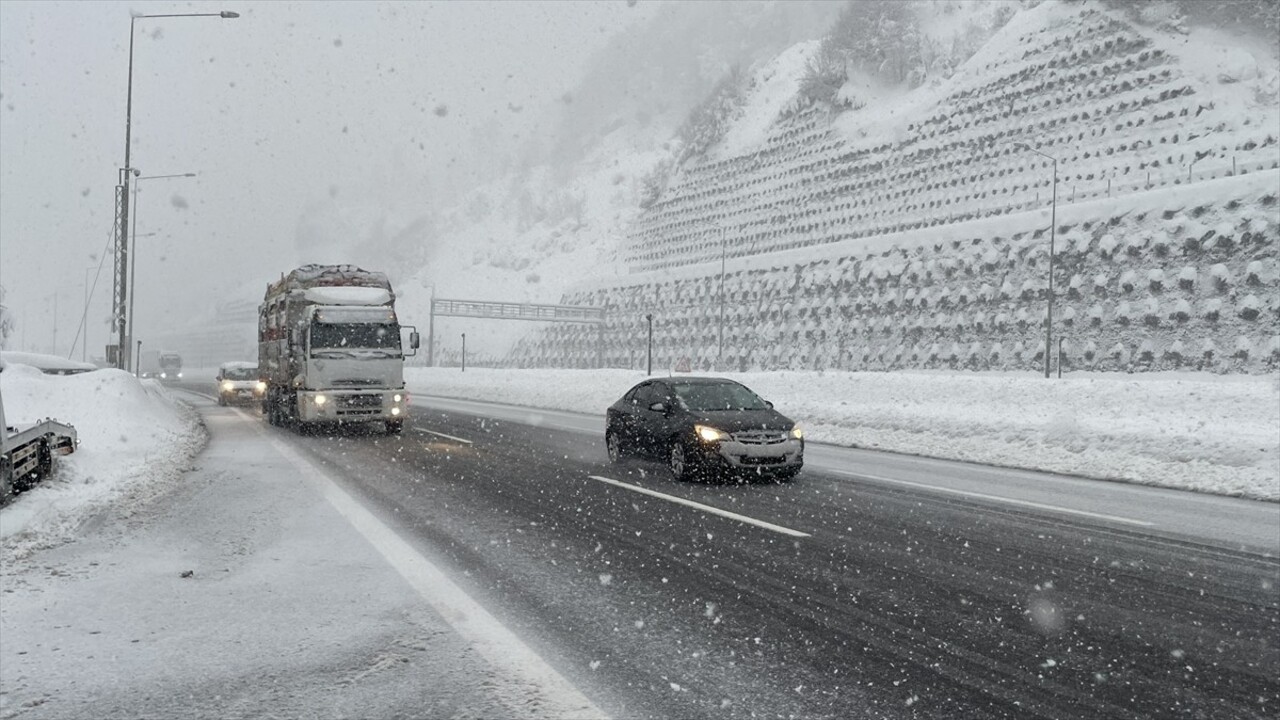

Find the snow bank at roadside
[[406, 368, 1280, 501], [0, 364, 206, 559]]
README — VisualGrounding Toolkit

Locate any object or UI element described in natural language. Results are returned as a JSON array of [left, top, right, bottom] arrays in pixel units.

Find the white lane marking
[[587, 475, 811, 538], [413, 427, 474, 445], [832, 469, 1154, 527], [252, 424, 605, 719]]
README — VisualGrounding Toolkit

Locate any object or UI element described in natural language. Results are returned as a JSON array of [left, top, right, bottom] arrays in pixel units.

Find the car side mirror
[[765, 400, 774, 409]]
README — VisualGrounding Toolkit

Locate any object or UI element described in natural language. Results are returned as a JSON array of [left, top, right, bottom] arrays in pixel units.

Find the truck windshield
[[310, 323, 402, 357]]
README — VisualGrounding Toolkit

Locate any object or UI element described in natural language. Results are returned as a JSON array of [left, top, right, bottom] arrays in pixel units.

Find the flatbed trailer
[[0, 372, 78, 504]]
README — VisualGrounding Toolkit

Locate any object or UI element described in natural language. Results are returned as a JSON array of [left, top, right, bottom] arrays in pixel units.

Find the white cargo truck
[[258, 265, 418, 433]]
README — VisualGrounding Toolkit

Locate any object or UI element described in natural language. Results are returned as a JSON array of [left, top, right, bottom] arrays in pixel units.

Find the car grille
[[731, 430, 789, 445], [739, 455, 785, 465]]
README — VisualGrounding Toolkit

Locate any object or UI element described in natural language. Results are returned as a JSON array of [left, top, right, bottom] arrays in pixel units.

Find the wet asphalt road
[[266, 398, 1279, 720]]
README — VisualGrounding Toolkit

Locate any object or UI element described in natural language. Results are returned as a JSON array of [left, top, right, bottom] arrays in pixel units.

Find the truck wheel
[[385, 420, 404, 435], [283, 394, 299, 429]]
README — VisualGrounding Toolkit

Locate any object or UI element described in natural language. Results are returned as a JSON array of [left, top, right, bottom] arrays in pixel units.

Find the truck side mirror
[[410, 331, 420, 350]]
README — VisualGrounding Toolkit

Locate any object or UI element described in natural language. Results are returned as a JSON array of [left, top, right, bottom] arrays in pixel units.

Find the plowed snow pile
[[0, 363, 205, 558]]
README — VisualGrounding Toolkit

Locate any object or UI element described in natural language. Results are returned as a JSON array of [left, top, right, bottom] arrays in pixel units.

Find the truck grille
[[338, 394, 383, 408]]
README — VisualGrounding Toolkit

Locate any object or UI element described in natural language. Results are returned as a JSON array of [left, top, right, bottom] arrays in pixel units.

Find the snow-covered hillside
[[398, 0, 1278, 369]]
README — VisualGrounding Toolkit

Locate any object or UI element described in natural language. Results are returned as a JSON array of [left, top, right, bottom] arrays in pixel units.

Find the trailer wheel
[[14, 440, 52, 492], [0, 455, 14, 504]]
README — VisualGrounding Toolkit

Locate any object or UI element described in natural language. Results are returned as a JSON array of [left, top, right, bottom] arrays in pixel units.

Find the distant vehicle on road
[[605, 376, 804, 481], [215, 362, 265, 406], [158, 353, 183, 382], [138, 350, 183, 381]]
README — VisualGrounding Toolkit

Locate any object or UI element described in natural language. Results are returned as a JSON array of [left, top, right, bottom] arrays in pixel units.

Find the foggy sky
[[0, 0, 652, 358]]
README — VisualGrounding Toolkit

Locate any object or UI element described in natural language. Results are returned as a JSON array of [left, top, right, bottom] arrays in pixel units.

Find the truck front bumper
[[295, 390, 407, 423]]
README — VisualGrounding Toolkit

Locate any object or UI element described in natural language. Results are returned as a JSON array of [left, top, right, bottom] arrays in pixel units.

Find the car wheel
[[606, 430, 625, 464], [217, 395, 227, 407], [668, 439, 691, 481]]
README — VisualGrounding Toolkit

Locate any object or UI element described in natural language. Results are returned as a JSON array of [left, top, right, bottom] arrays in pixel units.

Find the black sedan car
[[606, 377, 804, 481]]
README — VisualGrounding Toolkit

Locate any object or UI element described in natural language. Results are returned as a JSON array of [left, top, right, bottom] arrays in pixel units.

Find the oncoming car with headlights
[[606, 377, 803, 481], [215, 362, 266, 407]]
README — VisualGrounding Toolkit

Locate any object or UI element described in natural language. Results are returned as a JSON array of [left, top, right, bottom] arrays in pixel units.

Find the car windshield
[[673, 383, 769, 411], [222, 367, 256, 380]]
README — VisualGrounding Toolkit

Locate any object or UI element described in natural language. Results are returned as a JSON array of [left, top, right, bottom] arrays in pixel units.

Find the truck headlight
[[695, 424, 730, 443], [390, 406, 401, 416], [221, 381, 234, 392], [255, 381, 267, 394], [393, 393, 403, 403], [314, 394, 327, 405]]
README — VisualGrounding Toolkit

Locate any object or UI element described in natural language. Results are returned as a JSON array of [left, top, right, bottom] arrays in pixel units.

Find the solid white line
[[833, 470, 1155, 527], [587, 475, 811, 538], [252, 423, 605, 719], [413, 427, 474, 445]]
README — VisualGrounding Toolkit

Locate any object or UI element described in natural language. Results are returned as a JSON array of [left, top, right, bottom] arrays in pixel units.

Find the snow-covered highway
[[2, 367, 1277, 719]]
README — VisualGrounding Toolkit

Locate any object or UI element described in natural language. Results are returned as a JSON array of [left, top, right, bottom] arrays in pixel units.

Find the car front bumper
[[694, 436, 804, 473], [220, 383, 264, 403]]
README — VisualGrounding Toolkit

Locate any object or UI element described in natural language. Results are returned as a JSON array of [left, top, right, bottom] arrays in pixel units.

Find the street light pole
[[112, 10, 238, 370], [1013, 143, 1058, 379], [126, 173, 196, 371]]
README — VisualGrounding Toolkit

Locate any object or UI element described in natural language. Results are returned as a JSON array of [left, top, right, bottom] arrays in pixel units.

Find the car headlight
[[255, 381, 267, 393], [791, 426, 804, 440], [159, 372, 168, 379], [177, 372, 183, 379], [314, 394, 327, 405], [221, 381, 234, 392], [695, 424, 730, 443]]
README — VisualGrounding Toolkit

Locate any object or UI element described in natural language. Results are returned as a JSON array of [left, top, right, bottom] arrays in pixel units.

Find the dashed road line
[[414, 428, 474, 445], [587, 475, 811, 538]]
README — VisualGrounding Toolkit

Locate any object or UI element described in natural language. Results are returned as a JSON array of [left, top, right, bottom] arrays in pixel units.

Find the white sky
[[0, 0, 653, 359]]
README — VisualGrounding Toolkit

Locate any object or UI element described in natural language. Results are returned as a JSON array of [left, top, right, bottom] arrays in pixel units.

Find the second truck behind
[[258, 264, 418, 433]]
